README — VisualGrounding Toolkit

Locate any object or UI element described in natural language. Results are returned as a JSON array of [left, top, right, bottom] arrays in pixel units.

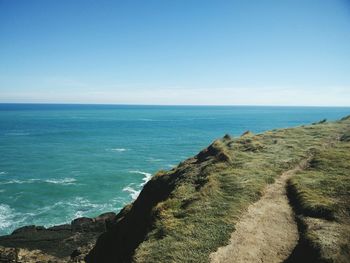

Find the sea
[[0, 104, 349, 235]]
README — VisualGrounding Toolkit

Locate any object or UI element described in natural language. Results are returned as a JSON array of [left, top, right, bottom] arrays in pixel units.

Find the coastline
[[1, 116, 349, 263], [0, 212, 117, 262]]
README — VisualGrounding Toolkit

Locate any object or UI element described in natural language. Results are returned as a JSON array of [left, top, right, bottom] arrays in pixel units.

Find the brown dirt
[[210, 159, 310, 263]]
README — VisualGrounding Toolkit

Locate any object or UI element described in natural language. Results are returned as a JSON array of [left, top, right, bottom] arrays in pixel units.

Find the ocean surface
[[0, 104, 349, 235]]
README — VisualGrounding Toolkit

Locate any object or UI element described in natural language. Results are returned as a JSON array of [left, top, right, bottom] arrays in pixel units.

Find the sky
[[0, 0, 350, 106]]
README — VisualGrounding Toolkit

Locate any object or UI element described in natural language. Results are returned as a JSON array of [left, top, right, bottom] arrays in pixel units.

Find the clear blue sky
[[0, 0, 349, 106]]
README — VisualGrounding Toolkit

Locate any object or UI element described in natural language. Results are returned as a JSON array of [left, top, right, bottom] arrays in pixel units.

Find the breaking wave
[[129, 170, 152, 186], [0, 178, 77, 185], [44, 178, 77, 184], [123, 170, 153, 200], [122, 186, 140, 200], [0, 196, 126, 235], [0, 204, 18, 232]]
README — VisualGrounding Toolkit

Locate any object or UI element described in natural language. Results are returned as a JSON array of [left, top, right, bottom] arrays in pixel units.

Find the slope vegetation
[[286, 124, 350, 263], [87, 117, 350, 263], [210, 158, 309, 263]]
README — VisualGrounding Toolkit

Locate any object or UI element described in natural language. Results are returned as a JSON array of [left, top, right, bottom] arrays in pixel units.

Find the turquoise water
[[0, 104, 349, 235]]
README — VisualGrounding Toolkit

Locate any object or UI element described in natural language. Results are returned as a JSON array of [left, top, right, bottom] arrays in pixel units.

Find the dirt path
[[210, 159, 310, 263]]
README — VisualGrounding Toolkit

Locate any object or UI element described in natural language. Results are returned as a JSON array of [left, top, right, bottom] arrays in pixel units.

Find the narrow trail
[[210, 158, 310, 263]]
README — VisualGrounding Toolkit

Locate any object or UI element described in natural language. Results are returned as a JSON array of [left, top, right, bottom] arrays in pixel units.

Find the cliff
[[87, 116, 350, 263], [1, 116, 349, 263]]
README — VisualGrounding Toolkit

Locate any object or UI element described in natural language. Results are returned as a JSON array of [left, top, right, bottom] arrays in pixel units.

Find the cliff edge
[[87, 116, 350, 263], [1, 116, 349, 263]]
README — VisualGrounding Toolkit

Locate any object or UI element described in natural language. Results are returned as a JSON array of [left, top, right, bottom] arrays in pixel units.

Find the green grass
[[130, 119, 350, 263], [287, 136, 350, 262], [87, 117, 350, 262], [288, 145, 350, 220]]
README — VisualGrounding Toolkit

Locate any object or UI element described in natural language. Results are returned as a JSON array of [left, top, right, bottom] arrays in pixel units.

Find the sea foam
[[107, 148, 128, 152], [0, 196, 123, 235], [122, 186, 140, 200], [0, 204, 14, 231], [0, 179, 36, 185], [129, 170, 152, 186], [44, 178, 77, 185], [122, 170, 153, 200], [0, 178, 76, 185], [147, 157, 163, 162]]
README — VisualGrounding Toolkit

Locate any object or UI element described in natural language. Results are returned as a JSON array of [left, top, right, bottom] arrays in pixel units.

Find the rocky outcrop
[[0, 212, 117, 262], [85, 169, 179, 262], [0, 246, 64, 263]]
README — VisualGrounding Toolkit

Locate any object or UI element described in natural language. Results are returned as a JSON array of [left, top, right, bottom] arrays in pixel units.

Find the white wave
[[167, 164, 176, 168], [129, 170, 151, 177], [69, 197, 101, 209], [123, 170, 153, 200], [106, 148, 128, 152], [0, 204, 14, 230], [111, 148, 127, 152], [0, 172, 7, 175], [0, 178, 76, 185], [31, 197, 101, 219], [0, 204, 33, 235], [44, 178, 77, 185], [1, 180, 18, 185], [129, 170, 152, 186], [0, 179, 34, 185], [0, 196, 126, 235], [123, 185, 140, 200], [147, 157, 163, 162], [74, 210, 84, 218]]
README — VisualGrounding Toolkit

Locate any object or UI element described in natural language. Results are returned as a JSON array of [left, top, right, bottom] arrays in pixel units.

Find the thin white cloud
[[1, 86, 349, 106]]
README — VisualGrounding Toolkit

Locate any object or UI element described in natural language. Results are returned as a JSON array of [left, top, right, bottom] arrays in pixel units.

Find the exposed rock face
[[0, 246, 64, 263], [86, 171, 179, 262], [0, 247, 17, 263], [86, 136, 234, 263], [0, 212, 117, 262]]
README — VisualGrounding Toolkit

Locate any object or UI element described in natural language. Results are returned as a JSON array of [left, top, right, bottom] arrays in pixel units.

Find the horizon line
[[0, 102, 349, 108]]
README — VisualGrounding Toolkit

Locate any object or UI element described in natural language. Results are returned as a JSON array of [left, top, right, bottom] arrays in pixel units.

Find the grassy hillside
[[286, 124, 350, 263], [87, 117, 350, 263]]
